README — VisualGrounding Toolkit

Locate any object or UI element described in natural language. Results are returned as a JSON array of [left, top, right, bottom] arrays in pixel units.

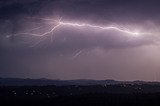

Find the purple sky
[[0, 0, 160, 81]]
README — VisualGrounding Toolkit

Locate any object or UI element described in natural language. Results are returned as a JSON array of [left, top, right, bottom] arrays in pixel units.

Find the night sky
[[0, 0, 160, 81]]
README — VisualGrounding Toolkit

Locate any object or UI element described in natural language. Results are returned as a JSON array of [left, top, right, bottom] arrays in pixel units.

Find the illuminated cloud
[[0, 0, 160, 80]]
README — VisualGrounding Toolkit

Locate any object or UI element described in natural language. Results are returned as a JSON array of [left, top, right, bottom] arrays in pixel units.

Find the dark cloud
[[0, 0, 160, 80]]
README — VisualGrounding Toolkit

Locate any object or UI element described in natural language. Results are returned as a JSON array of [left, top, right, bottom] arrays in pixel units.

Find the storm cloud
[[0, 0, 160, 81]]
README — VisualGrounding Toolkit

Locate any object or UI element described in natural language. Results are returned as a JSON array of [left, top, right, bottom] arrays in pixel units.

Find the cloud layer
[[0, 0, 160, 80]]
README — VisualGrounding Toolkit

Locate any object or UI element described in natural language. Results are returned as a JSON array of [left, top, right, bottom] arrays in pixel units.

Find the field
[[1, 84, 160, 106]]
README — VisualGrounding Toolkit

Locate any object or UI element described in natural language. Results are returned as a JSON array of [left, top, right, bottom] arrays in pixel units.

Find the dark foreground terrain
[[1, 84, 160, 106]]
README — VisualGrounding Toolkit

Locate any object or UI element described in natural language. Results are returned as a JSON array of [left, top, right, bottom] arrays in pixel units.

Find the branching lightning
[[6, 17, 152, 47]]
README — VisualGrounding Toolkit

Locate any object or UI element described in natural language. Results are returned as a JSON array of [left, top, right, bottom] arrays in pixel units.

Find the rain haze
[[0, 0, 160, 81]]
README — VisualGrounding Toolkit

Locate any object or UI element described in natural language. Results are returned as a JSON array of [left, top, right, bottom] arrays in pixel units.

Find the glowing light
[[73, 50, 83, 58], [59, 21, 146, 36], [6, 17, 152, 47]]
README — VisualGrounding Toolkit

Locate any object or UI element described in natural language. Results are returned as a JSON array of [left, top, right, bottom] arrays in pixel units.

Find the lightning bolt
[[59, 22, 143, 36], [6, 17, 152, 47], [73, 50, 83, 58]]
